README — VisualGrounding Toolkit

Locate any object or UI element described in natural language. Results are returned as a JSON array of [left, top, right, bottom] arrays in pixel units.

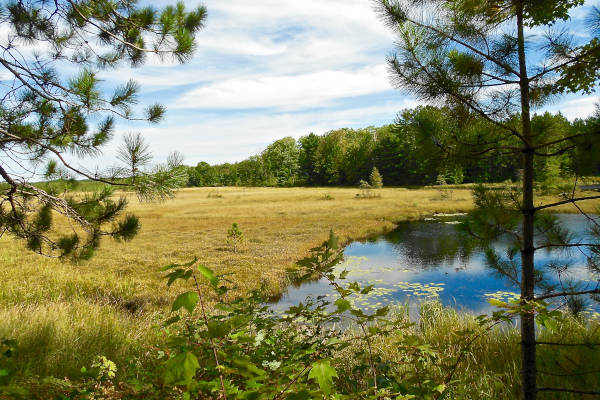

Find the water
[[275, 214, 599, 316]]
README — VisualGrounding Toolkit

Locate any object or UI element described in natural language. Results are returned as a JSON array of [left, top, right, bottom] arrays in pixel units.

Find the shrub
[[356, 180, 380, 199], [156, 232, 474, 399]]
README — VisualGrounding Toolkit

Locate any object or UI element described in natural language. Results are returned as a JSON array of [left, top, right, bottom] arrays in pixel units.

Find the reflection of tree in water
[[383, 221, 479, 269]]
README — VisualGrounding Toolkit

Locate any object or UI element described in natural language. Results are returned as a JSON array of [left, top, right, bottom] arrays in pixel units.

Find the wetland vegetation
[[2, 0, 600, 399]]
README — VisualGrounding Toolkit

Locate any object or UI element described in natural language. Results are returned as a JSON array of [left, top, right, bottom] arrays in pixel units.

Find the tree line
[[185, 106, 600, 188]]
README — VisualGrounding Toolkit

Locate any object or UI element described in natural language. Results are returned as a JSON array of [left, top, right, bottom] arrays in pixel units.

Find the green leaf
[[537, 314, 559, 332], [0, 369, 9, 377], [308, 360, 338, 394], [375, 306, 390, 317], [232, 358, 266, 377], [348, 282, 361, 292], [207, 321, 232, 338], [163, 315, 181, 326], [487, 298, 508, 308], [360, 284, 374, 295], [286, 390, 311, 400], [197, 265, 219, 288], [334, 298, 351, 313], [433, 383, 446, 394], [166, 269, 193, 286], [161, 258, 198, 271], [172, 291, 199, 314], [163, 352, 200, 387]]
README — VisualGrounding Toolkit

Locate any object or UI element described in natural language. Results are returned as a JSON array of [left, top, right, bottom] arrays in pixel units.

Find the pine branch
[[400, 12, 522, 77], [66, 1, 170, 55], [537, 387, 600, 395], [3, 132, 128, 187], [533, 145, 576, 157], [534, 243, 598, 251], [536, 341, 600, 347], [535, 289, 600, 301], [532, 132, 594, 149], [535, 195, 600, 211]]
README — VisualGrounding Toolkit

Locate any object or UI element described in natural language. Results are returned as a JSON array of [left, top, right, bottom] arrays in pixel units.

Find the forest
[[185, 107, 600, 188]]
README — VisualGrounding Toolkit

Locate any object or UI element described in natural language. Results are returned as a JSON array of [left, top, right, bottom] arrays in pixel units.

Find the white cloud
[[172, 65, 392, 110], [97, 98, 418, 167], [544, 96, 599, 120], [5, 0, 597, 172]]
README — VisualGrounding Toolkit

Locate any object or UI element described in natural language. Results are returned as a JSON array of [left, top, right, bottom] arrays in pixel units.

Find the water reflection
[[275, 214, 599, 316]]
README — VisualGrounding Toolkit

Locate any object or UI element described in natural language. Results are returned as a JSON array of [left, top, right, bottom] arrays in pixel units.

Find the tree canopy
[[183, 107, 598, 189]]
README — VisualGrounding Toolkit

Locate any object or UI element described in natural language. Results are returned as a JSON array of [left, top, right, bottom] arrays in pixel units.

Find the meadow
[[1, 186, 599, 397]]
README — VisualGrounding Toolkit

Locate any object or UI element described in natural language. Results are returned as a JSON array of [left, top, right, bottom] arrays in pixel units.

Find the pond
[[274, 214, 599, 316]]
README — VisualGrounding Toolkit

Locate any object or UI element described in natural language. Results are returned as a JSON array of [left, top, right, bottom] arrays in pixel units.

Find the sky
[[107, 0, 417, 167], [2, 0, 600, 172]]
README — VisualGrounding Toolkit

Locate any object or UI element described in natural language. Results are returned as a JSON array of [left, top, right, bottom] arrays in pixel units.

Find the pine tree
[[0, 0, 206, 259], [227, 223, 244, 253], [375, 1, 600, 398], [369, 167, 383, 189]]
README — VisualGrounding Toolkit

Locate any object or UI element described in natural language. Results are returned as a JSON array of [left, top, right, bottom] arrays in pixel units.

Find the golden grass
[[0, 186, 598, 378], [0, 187, 475, 307]]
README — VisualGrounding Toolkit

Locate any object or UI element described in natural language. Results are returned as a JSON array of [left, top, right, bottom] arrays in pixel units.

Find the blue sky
[[117, 0, 599, 167], [107, 0, 416, 167], [2, 0, 600, 172]]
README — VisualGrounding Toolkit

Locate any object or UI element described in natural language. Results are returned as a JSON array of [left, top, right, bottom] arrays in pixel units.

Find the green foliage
[[183, 106, 597, 189], [374, 1, 600, 397], [356, 180, 380, 199], [227, 222, 245, 253], [0, 338, 17, 383], [369, 167, 383, 189], [172, 291, 199, 314], [262, 137, 301, 186], [154, 233, 473, 399], [308, 360, 338, 394], [0, 0, 206, 259], [91, 355, 117, 382], [116, 133, 153, 182]]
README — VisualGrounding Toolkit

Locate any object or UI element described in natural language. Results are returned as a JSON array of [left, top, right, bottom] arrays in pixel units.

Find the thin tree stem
[[360, 323, 378, 391], [193, 276, 227, 400]]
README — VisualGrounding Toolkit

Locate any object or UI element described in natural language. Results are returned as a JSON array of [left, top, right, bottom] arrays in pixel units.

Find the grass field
[[1, 186, 599, 383]]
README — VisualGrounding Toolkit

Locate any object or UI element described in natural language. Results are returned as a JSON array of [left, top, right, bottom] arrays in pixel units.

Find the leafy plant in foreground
[[158, 231, 489, 399]]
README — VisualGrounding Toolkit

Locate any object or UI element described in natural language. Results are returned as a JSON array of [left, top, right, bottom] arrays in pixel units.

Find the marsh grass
[[337, 301, 600, 399], [0, 187, 598, 384], [207, 190, 224, 199], [0, 302, 159, 379]]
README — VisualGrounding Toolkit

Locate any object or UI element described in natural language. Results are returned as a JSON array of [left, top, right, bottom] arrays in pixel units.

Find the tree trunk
[[516, 2, 537, 399]]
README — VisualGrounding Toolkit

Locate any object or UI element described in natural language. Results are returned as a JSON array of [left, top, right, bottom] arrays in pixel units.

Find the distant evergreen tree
[[369, 167, 383, 189]]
